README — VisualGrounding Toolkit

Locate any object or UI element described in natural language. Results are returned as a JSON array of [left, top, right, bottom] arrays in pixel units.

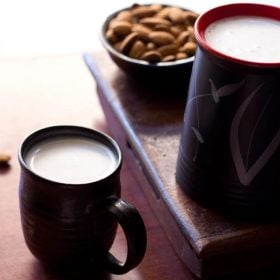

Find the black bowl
[[100, 4, 197, 90]]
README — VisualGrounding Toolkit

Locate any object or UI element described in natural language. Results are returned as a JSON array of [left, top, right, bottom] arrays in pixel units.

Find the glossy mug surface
[[18, 125, 146, 274], [176, 4, 280, 217]]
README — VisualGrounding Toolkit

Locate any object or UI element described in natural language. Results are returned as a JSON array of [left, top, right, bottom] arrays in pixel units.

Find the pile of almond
[[105, 4, 199, 63]]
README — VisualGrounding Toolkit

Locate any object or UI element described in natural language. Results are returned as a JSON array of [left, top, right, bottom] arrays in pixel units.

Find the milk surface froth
[[205, 16, 280, 63], [25, 137, 117, 184]]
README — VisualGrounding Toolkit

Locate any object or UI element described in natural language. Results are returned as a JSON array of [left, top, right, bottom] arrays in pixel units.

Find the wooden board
[[84, 52, 280, 279]]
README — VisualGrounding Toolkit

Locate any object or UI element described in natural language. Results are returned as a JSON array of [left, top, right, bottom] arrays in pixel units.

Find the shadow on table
[[30, 259, 111, 280]]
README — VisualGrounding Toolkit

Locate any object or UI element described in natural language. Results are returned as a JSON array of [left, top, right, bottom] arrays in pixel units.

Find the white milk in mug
[[25, 137, 117, 184]]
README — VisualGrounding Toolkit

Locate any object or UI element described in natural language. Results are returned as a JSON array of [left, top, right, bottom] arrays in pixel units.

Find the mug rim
[[18, 125, 122, 186], [195, 3, 280, 68]]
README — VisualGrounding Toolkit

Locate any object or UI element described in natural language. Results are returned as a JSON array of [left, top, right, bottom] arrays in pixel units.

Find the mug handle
[[104, 198, 147, 274]]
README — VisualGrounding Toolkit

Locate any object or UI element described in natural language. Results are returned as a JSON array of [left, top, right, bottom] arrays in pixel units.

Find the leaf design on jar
[[230, 82, 280, 186], [186, 79, 244, 106], [209, 79, 245, 103], [189, 78, 244, 162], [191, 127, 204, 143]]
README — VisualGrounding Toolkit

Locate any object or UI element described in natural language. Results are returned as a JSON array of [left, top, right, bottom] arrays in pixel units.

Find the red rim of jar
[[195, 3, 280, 68]]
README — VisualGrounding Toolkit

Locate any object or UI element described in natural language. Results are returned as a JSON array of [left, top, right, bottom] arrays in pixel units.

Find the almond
[[176, 52, 188, 60], [150, 4, 163, 13], [187, 26, 195, 40], [168, 7, 186, 24], [170, 24, 186, 37], [153, 24, 171, 33], [139, 17, 171, 28], [146, 42, 156, 50], [180, 41, 197, 56], [105, 4, 199, 63], [0, 153, 11, 166], [129, 40, 146, 59], [184, 11, 199, 25], [141, 50, 162, 63], [110, 21, 132, 37], [108, 19, 118, 29], [149, 31, 175, 46], [177, 30, 190, 46], [162, 54, 176, 62], [131, 6, 157, 18], [132, 24, 151, 42], [113, 42, 122, 52], [119, 32, 139, 54], [157, 44, 178, 57], [115, 10, 133, 22], [155, 7, 171, 19], [105, 29, 118, 44]]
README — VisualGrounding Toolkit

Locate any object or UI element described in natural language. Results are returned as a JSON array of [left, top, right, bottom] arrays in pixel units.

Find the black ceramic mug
[[176, 4, 280, 217], [18, 125, 146, 274]]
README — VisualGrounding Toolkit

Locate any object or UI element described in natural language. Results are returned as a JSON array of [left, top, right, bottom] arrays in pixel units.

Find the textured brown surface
[[85, 51, 280, 279], [0, 53, 194, 280]]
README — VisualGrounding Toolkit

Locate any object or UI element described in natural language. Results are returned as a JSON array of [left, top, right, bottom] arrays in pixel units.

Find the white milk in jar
[[204, 16, 280, 63]]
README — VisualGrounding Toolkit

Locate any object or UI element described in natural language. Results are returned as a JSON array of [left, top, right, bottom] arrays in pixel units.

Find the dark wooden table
[[84, 51, 280, 280], [0, 54, 194, 279]]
